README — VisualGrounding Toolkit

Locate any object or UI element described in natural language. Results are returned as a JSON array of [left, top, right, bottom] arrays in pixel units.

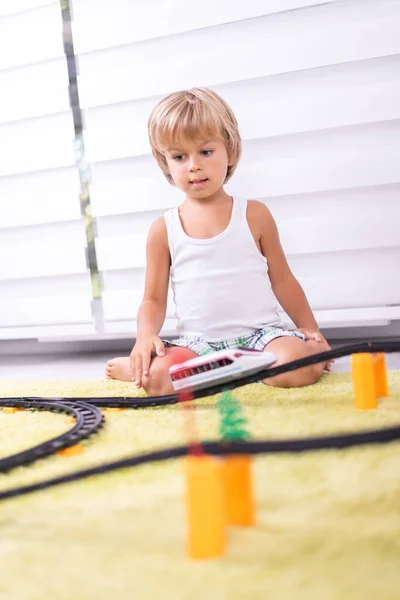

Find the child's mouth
[[190, 179, 208, 188]]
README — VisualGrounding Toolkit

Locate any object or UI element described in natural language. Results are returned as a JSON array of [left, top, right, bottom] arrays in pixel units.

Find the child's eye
[[173, 154, 185, 161], [200, 150, 213, 156]]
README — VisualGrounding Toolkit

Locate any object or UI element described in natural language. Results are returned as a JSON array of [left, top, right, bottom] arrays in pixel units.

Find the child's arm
[[250, 201, 321, 336], [130, 216, 171, 386]]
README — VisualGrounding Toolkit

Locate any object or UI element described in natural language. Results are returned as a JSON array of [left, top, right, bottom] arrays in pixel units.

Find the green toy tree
[[217, 390, 251, 442]]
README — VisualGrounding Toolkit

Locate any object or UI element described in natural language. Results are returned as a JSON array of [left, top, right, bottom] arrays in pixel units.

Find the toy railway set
[[1, 340, 399, 507]]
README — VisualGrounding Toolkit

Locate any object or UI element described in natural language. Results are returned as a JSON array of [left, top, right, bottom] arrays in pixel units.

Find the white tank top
[[164, 196, 282, 342]]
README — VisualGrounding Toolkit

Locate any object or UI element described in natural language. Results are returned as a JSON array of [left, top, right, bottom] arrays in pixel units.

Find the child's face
[[164, 137, 231, 198]]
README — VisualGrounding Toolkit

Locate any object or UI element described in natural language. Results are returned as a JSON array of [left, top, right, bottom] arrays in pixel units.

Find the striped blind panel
[[0, 2, 94, 340], [73, 0, 400, 337]]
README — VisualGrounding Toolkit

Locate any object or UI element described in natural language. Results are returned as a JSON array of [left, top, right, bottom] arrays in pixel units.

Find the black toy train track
[[0, 400, 104, 473], [0, 340, 399, 502]]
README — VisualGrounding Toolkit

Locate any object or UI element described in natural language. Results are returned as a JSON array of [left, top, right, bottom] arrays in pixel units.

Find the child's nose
[[189, 155, 202, 171]]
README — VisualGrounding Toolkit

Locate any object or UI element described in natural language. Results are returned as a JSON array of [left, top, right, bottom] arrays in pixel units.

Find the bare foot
[[105, 357, 131, 381]]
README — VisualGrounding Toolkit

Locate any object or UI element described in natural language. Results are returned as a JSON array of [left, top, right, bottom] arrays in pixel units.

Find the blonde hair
[[148, 87, 242, 184]]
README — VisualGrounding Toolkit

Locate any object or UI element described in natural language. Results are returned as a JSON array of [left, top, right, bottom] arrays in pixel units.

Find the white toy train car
[[169, 348, 276, 392]]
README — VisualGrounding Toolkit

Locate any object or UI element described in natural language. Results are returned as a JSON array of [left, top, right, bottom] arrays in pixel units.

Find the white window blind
[[0, 1, 94, 341], [72, 0, 400, 338]]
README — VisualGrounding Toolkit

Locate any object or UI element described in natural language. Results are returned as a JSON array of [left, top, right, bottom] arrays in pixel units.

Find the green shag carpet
[[0, 373, 400, 600]]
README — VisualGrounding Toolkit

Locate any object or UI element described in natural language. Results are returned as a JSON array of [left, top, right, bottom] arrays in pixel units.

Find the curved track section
[[0, 400, 104, 473]]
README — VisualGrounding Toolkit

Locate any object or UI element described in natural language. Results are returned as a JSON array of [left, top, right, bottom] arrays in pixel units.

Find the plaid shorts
[[163, 326, 306, 357]]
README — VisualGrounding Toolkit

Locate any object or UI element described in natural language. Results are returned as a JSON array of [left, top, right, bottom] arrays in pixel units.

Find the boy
[[106, 87, 333, 395]]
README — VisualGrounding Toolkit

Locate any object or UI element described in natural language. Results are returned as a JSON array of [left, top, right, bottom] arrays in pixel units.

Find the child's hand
[[295, 328, 335, 372], [129, 335, 165, 387], [295, 328, 324, 343]]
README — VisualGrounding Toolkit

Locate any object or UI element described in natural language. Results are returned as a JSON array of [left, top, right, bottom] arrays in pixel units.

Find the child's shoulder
[[246, 199, 275, 228], [148, 215, 169, 243]]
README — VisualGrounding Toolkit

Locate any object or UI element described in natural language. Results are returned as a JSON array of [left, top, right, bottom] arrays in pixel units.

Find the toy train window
[[171, 358, 234, 381]]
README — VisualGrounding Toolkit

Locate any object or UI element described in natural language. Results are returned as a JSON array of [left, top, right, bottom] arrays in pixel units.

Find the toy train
[[169, 347, 277, 392]]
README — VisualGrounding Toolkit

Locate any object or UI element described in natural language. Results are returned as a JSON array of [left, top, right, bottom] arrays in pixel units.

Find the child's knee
[[262, 337, 325, 388], [142, 358, 173, 396], [263, 362, 322, 388]]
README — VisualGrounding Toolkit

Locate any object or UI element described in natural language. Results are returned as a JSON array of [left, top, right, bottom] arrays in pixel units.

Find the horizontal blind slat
[[77, 1, 400, 106], [0, 4, 64, 69], [72, 0, 338, 53]]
